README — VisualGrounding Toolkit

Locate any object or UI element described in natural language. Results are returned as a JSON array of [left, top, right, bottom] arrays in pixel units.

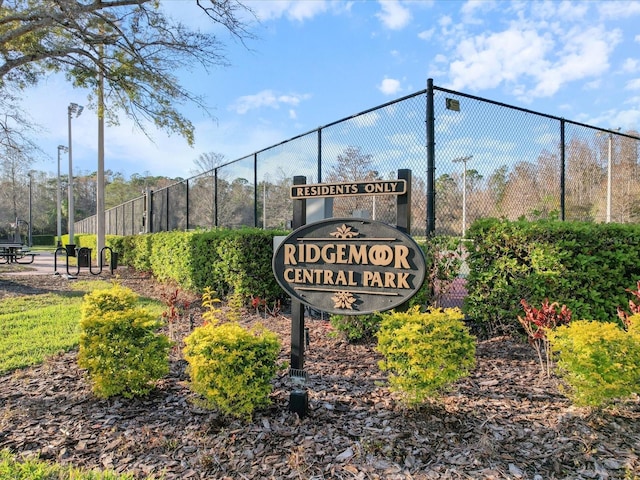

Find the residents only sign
[[273, 218, 426, 315]]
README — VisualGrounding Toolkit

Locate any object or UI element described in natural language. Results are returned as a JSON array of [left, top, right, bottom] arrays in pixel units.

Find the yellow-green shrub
[[549, 320, 640, 407], [627, 314, 640, 338], [183, 322, 281, 420], [78, 285, 171, 398], [81, 283, 138, 318], [376, 306, 476, 406]]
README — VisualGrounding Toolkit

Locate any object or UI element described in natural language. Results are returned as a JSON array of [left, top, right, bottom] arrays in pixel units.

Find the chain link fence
[[76, 79, 640, 238]]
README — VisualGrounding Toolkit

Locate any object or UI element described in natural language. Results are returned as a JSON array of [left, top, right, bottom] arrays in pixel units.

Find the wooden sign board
[[290, 180, 406, 199], [273, 218, 426, 315]]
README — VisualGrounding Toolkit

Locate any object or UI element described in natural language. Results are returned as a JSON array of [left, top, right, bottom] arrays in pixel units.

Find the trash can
[[77, 247, 92, 268], [110, 251, 119, 271], [65, 244, 76, 257]]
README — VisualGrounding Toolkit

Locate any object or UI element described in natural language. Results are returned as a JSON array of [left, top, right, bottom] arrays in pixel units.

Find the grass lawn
[[0, 448, 137, 479], [0, 280, 164, 375], [0, 281, 165, 478]]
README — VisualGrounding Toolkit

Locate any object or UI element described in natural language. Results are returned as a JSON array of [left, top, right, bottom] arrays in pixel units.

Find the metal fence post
[[560, 119, 566, 221], [426, 78, 436, 236], [254, 153, 258, 227], [186, 179, 190, 230], [317, 128, 322, 183], [214, 168, 219, 228]]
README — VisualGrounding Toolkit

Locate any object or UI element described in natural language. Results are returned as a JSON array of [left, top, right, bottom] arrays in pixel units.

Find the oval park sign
[[273, 218, 426, 315]]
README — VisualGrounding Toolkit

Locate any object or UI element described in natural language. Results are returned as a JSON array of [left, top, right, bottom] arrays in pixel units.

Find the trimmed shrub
[[105, 228, 287, 303], [330, 313, 382, 343], [376, 306, 476, 406], [549, 320, 640, 407], [465, 219, 640, 335], [31, 235, 55, 246], [183, 321, 281, 420], [78, 285, 171, 398]]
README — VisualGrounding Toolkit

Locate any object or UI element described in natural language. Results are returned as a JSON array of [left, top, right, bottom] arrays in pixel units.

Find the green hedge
[[31, 235, 55, 246], [103, 228, 288, 303], [465, 218, 640, 334], [60, 234, 120, 262]]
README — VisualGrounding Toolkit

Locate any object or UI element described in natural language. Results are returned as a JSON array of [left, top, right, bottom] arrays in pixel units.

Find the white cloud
[[530, 26, 620, 97], [449, 28, 553, 92], [378, 77, 402, 95], [530, 0, 588, 22], [598, 0, 640, 19], [376, 0, 412, 30], [626, 78, 640, 90], [439, 15, 452, 28], [447, 14, 621, 101], [352, 111, 380, 127], [418, 28, 435, 40], [230, 90, 310, 114], [460, 0, 497, 24], [248, 0, 329, 22], [622, 58, 640, 73]]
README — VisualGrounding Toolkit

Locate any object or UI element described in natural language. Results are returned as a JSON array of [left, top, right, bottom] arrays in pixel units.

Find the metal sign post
[[289, 176, 308, 417], [277, 170, 423, 418]]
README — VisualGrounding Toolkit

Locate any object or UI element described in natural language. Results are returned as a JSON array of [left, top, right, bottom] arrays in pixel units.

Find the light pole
[[57, 145, 68, 246], [67, 102, 83, 246], [452, 155, 473, 237], [28, 172, 32, 247], [597, 129, 620, 223]]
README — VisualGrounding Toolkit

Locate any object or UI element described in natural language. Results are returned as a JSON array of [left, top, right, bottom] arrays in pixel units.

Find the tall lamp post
[[28, 172, 32, 247], [67, 102, 83, 246], [57, 145, 68, 246], [452, 155, 473, 238], [597, 128, 620, 223]]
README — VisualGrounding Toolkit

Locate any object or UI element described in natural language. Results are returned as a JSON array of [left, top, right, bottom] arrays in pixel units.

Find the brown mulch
[[0, 269, 639, 479]]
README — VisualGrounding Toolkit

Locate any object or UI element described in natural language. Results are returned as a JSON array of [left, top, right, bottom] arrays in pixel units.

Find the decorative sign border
[[290, 180, 406, 199], [273, 218, 426, 315]]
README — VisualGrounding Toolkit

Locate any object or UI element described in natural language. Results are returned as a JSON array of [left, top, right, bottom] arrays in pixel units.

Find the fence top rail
[[434, 83, 640, 140]]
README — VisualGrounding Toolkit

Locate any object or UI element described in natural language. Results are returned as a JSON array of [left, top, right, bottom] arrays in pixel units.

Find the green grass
[[0, 282, 165, 375], [0, 449, 141, 479], [0, 282, 165, 479]]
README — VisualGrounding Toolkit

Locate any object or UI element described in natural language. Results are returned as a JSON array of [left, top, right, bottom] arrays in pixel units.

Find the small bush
[[376, 306, 476, 406], [549, 320, 640, 407], [330, 313, 382, 343], [518, 298, 572, 378], [183, 321, 281, 420], [78, 285, 171, 398], [81, 283, 138, 318], [628, 314, 640, 338]]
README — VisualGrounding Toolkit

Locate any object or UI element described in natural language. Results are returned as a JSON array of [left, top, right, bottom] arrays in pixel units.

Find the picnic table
[[0, 242, 37, 264]]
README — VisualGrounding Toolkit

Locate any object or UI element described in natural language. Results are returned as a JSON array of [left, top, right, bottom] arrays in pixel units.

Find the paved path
[[0, 251, 111, 277]]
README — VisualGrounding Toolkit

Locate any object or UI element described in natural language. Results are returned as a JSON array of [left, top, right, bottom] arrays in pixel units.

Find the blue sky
[[23, 0, 640, 179]]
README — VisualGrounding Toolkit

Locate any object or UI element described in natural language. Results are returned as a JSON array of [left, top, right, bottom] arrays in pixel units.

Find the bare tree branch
[[0, 0, 256, 145]]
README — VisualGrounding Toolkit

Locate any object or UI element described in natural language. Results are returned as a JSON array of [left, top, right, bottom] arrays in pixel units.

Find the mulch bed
[[0, 269, 638, 479]]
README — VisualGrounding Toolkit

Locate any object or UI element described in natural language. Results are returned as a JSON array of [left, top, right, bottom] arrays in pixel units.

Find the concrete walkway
[[0, 251, 110, 277]]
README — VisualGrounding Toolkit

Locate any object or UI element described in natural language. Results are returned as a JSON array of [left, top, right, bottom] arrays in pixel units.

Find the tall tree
[[325, 146, 377, 217], [0, 0, 255, 145]]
